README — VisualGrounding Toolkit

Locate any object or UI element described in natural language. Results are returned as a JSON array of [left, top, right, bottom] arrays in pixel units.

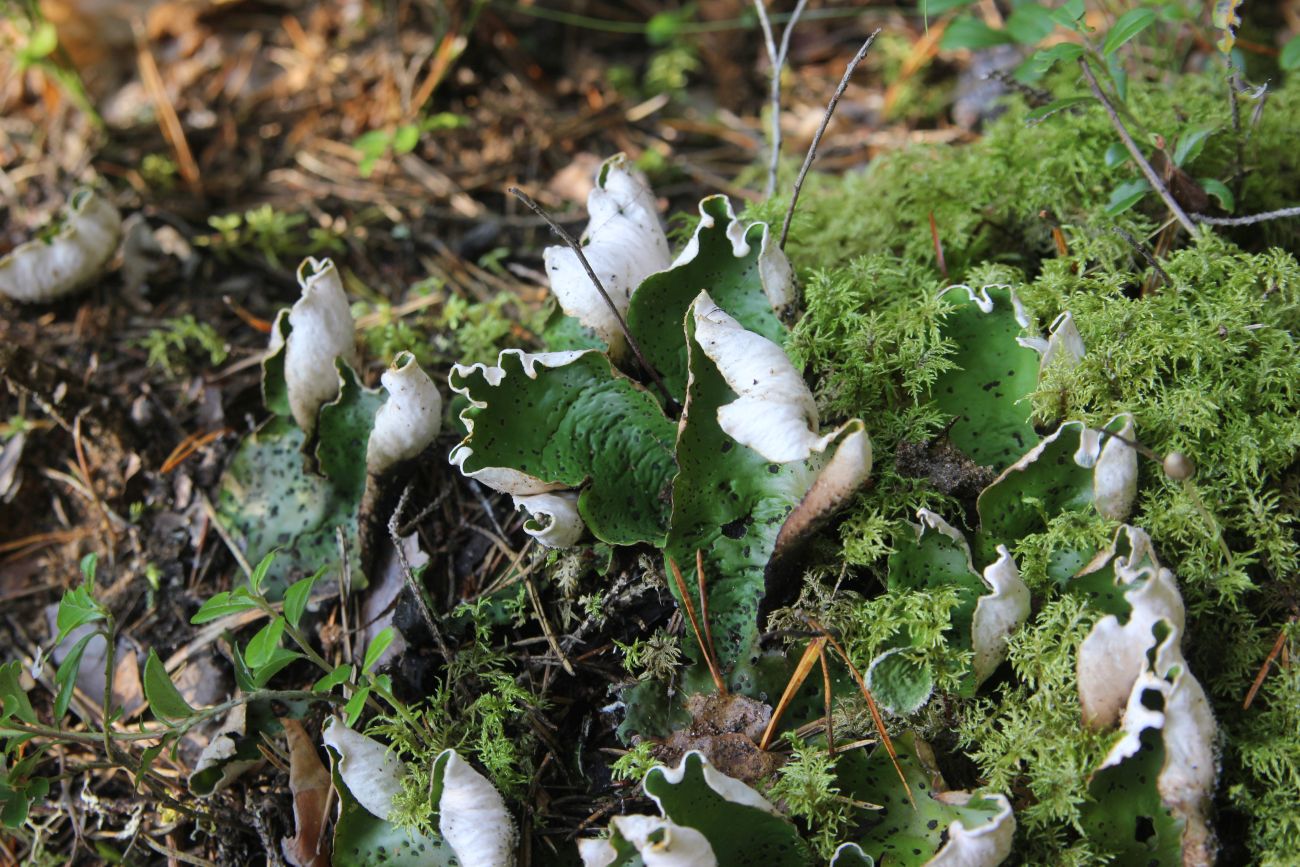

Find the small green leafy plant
[[938, 0, 1253, 220], [197, 205, 344, 267], [352, 112, 466, 177], [136, 315, 230, 376]]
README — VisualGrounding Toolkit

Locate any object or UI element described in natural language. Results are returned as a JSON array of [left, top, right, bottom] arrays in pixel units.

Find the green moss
[[1019, 235, 1300, 618], [957, 595, 1111, 864], [768, 573, 974, 702], [764, 735, 853, 860], [1223, 625, 1300, 865], [1010, 509, 1116, 596], [747, 71, 1300, 281], [784, 257, 961, 567], [756, 68, 1300, 866]]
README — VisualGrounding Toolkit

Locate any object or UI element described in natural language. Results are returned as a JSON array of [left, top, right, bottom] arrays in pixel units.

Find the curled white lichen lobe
[[543, 154, 670, 353], [279, 257, 358, 431], [0, 189, 123, 303], [436, 750, 517, 867], [367, 352, 442, 475], [512, 491, 585, 547]]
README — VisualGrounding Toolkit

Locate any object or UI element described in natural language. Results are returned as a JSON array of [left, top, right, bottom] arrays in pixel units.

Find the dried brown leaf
[[281, 719, 332, 867]]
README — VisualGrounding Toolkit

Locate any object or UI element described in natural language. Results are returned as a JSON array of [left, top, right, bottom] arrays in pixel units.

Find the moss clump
[[747, 71, 1300, 281], [957, 595, 1112, 866], [762, 71, 1300, 865], [785, 256, 959, 566]]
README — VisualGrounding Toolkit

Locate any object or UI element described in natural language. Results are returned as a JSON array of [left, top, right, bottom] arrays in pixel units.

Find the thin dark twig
[[756, 0, 810, 198], [397, 488, 449, 536], [1191, 206, 1300, 226], [819, 646, 835, 755], [779, 30, 880, 250], [1227, 69, 1244, 188], [774, 0, 808, 78], [336, 526, 356, 664], [668, 556, 727, 695], [694, 550, 720, 679], [1113, 226, 1172, 288], [389, 482, 454, 666], [1077, 58, 1197, 236], [470, 480, 508, 539], [753, 1, 779, 197], [1228, 68, 1242, 135], [508, 187, 673, 407], [1243, 616, 1295, 710]]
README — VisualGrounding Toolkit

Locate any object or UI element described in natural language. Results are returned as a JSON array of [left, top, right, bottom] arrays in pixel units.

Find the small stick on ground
[[524, 569, 576, 676], [810, 617, 916, 808], [1038, 210, 1069, 257], [1077, 58, 1197, 236], [335, 526, 355, 664], [758, 636, 826, 751], [1113, 226, 1172, 290], [199, 491, 255, 580], [73, 413, 116, 565], [1191, 206, 1300, 227], [754, 1, 779, 196], [1227, 69, 1243, 179], [1243, 616, 1296, 710], [668, 556, 727, 694], [695, 550, 720, 677], [819, 646, 835, 755], [390, 482, 455, 666], [508, 186, 673, 408], [134, 20, 201, 195], [754, 0, 810, 198], [780, 30, 880, 250]]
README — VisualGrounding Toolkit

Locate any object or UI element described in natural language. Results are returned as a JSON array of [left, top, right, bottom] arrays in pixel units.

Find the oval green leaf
[[54, 633, 98, 719], [940, 16, 1014, 51], [1106, 178, 1152, 215], [1198, 178, 1234, 213], [1004, 5, 1056, 45], [191, 589, 260, 625], [283, 571, 321, 630], [1103, 9, 1157, 56], [363, 628, 394, 673], [1282, 35, 1300, 70], [143, 650, 196, 722], [1029, 42, 1083, 75], [245, 617, 286, 670]]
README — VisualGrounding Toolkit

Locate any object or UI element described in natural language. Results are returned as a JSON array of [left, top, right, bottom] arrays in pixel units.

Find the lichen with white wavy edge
[[321, 718, 406, 821], [436, 749, 517, 867], [906, 509, 1031, 687], [581, 815, 717, 867], [1074, 524, 1217, 863], [447, 348, 590, 495], [670, 194, 793, 315], [322, 720, 517, 866]]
